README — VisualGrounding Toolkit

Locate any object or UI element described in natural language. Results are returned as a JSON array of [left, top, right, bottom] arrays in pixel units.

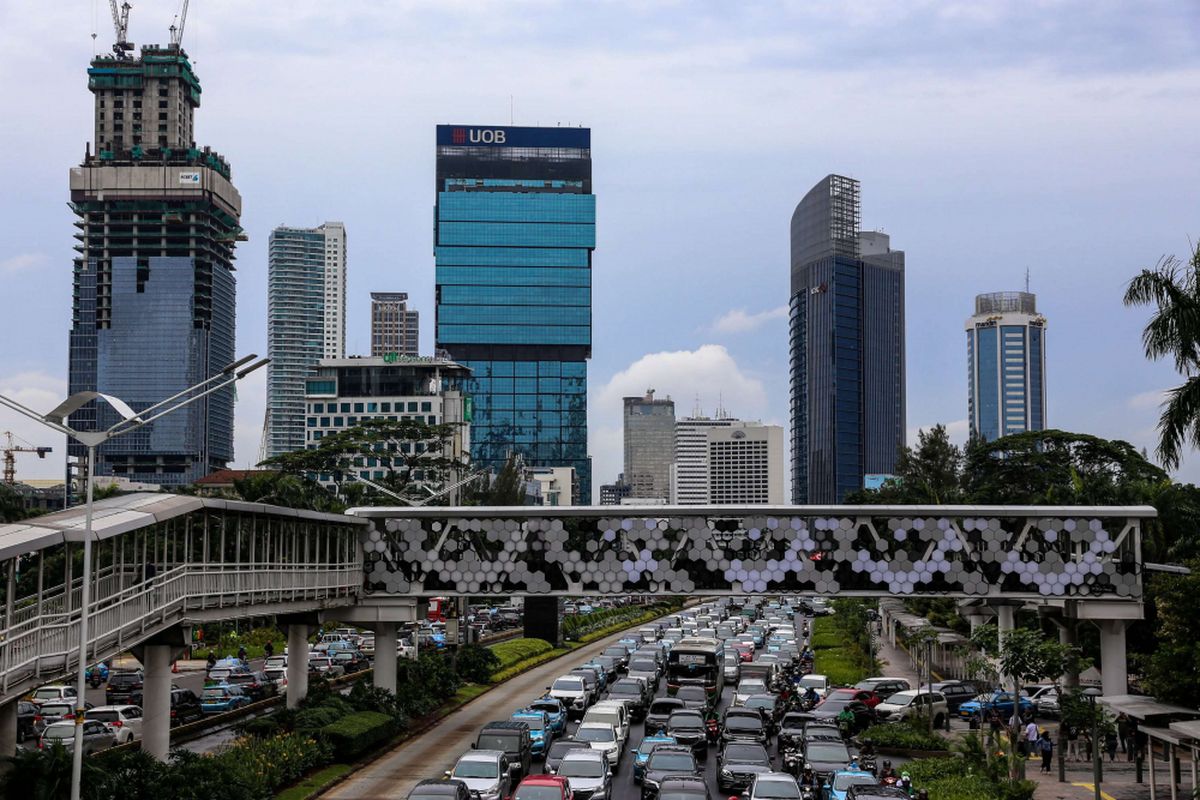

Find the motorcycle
[[86, 662, 109, 688], [781, 746, 803, 777]]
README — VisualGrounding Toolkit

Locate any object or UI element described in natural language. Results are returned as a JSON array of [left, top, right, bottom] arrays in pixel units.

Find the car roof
[[88, 705, 137, 712], [482, 720, 530, 731], [413, 779, 468, 794], [520, 775, 569, 786], [649, 744, 694, 756], [578, 721, 615, 730], [460, 749, 506, 761], [561, 749, 606, 762]]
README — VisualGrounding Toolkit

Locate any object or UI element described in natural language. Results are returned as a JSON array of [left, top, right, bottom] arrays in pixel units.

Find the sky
[[1, 0, 1199, 501]]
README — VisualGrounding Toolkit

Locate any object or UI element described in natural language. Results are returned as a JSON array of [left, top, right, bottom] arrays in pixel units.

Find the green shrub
[[901, 755, 1035, 800], [456, 644, 501, 683], [491, 648, 570, 683], [861, 722, 951, 751], [491, 638, 554, 669], [321, 710, 399, 761], [239, 713, 283, 738]]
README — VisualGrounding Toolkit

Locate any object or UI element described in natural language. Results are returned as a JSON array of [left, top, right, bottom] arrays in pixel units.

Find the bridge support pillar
[[373, 623, 398, 694], [287, 624, 310, 709], [523, 597, 561, 646], [0, 699, 17, 757], [1097, 619, 1129, 697], [142, 643, 173, 761]]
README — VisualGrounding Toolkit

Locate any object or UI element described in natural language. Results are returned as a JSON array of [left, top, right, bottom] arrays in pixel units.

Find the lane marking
[[1071, 782, 1116, 800]]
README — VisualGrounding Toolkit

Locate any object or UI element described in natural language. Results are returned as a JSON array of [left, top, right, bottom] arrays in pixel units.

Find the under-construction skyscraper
[[67, 31, 243, 485]]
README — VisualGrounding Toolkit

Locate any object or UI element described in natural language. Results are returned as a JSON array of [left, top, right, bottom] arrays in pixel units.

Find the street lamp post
[[0, 354, 268, 800], [1084, 687, 1103, 800]]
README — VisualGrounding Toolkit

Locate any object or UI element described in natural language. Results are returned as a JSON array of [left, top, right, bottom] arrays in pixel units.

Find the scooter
[[86, 662, 109, 688], [781, 746, 803, 776]]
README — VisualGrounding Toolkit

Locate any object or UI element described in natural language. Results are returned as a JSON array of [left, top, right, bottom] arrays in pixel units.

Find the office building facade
[[67, 43, 242, 485], [599, 476, 632, 506], [265, 222, 347, 458], [371, 292, 420, 357], [623, 390, 675, 500], [433, 125, 594, 502], [707, 422, 785, 505], [671, 414, 738, 505], [966, 291, 1047, 441], [789, 175, 905, 503]]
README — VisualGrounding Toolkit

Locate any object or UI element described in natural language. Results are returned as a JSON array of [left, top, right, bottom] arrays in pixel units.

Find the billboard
[[436, 125, 590, 149]]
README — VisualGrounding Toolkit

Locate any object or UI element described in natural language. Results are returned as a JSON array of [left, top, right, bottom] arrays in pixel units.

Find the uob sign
[[452, 128, 506, 145]]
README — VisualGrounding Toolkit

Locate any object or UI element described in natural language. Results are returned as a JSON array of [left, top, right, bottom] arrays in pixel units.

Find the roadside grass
[[811, 616, 869, 685]]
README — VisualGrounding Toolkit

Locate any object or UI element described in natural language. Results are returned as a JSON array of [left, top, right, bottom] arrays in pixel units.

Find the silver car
[[39, 720, 115, 755], [558, 749, 612, 800]]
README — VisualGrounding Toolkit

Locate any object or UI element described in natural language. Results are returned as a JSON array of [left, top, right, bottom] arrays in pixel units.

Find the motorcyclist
[[206, 652, 217, 672], [878, 760, 896, 781], [836, 707, 856, 737], [797, 767, 817, 788], [804, 686, 819, 706], [898, 772, 913, 795], [237, 645, 248, 662]]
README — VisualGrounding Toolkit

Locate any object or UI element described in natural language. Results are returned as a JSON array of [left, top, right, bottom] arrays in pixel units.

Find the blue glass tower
[[789, 175, 905, 503], [434, 125, 593, 502], [966, 292, 1047, 441]]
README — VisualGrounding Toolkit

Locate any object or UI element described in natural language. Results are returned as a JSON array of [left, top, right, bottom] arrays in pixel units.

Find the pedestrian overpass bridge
[[0, 495, 1153, 757]]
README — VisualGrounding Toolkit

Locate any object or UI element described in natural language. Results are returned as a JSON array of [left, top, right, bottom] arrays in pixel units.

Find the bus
[[666, 637, 724, 701]]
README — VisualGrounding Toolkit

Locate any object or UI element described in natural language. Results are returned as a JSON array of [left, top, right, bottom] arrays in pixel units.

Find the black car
[[332, 650, 369, 674], [801, 738, 852, 783], [642, 745, 702, 800], [609, 679, 650, 720], [647, 697, 687, 733], [742, 694, 783, 734], [592, 656, 622, 683], [544, 740, 590, 775], [720, 710, 769, 747], [675, 686, 711, 714], [846, 787, 910, 800], [407, 778, 473, 800], [667, 710, 709, 760], [16, 701, 39, 743], [931, 681, 979, 713], [227, 670, 276, 702], [105, 670, 144, 704], [476, 720, 533, 782], [777, 712, 814, 750], [716, 741, 773, 791], [602, 646, 631, 670], [657, 775, 709, 800], [569, 669, 601, 702], [168, 687, 204, 726], [811, 697, 875, 735]]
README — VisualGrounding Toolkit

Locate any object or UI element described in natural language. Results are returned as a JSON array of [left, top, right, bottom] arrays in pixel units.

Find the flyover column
[[524, 597, 562, 646], [141, 643, 173, 760], [0, 700, 17, 757], [287, 624, 310, 708], [373, 623, 398, 694], [1097, 620, 1129, 697]]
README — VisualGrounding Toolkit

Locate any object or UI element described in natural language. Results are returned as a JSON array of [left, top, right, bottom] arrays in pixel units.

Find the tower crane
[[108, 0, 133, 57], [169, 0, 190, 48], [2, 432, 52, 486]]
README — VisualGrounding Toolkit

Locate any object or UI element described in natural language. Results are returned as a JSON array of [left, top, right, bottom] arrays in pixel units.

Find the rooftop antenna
[[1025, 267, 1031, 293], [693, 393, 703, 418], [510, 95, 514, 125], [716, 393, 728, 420]]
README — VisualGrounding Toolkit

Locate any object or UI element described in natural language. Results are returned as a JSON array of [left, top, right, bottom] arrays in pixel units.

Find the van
[[582, 701, 630, 751], [476, 720, 533, 781]]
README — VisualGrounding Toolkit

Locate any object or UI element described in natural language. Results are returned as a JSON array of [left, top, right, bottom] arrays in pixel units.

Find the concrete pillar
[[0, 700, 17, 757], [996, 605, 1015, 637], [1058, 620, 1080, 689], [967, 614, 987, 635], [374, 623, 398, 694], [524, 597, 562, 646], [1098, 620, 1129, 697], [286, 624, 310, 709], [142, 643, 173, 761]]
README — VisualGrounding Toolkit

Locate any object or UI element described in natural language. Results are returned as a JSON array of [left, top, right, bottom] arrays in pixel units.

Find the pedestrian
[[264, 640, 275, 659], [1066, 722, 1081, 762], [1039, 730, 1055, 773], [1105, 728, 1118, 762], [988, 708, 1003, 746], [1024, 718, 1039, 758]]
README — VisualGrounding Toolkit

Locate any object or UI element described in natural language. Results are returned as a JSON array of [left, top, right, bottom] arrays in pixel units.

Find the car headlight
[[644, 779, 659, 789], [720, 768, 733, 778]]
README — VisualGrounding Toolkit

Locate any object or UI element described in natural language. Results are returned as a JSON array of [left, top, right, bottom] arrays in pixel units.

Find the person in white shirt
[[1025, 719, 1039, 757]]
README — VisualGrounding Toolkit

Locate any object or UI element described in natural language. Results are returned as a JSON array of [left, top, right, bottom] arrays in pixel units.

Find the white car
[[40, 720, 114, 755], [747, 771, 803, 800], [575, 721, 620, 764], [734, 678, 769, 705], [874, 689, 950, 728], [585, 701, 630, 751], [29, 685, 78, 705], [86, 705, 144, 744], [797, 674, 830, 698], [549, 675, 590, 718]]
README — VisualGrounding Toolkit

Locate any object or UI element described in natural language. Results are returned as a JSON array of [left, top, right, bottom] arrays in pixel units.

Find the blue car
[[200, 684, 250, 714], [825, 767, 879, 800], [529, 696, 568, 737], [958, 691, 1035, 720], [633, 733, 676, 784], [512, 709, 554, 756]]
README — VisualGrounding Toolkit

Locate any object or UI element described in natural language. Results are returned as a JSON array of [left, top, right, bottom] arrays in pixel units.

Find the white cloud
[[0, 252, 47, 274], [1128, 388, 1168, 410], [0, 371, 69, 481], [712, 306, 788, 334], [906, 419, 970, 448], [590, 345, 769, 501]]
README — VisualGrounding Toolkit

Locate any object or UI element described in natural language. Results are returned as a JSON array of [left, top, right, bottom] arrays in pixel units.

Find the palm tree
[[1124, 241, 1200, 470]]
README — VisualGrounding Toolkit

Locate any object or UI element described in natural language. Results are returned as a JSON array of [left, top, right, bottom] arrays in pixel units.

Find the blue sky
[[1, 1, 1199, 499]]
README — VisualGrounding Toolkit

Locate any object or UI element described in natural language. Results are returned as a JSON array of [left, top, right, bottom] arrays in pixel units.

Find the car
[[590, 656, 622, 684], [796, 674, 830, 698], [845, 787, 910, 799], [929, 681, 978, 713], [583, 702, 630, 752], [557, 749, 611, 800], [513, 710, 555, 758], [39, 720, 114, 755], [530, 696, 569, 737], [514, 774, 572, 800], [307, 655, 346, 679], [647, 697, 687, 734], [477, 720, 534, 781], [642, 745, 702, 800], [822, 688, 882, 710], [544, 740, 591, 776], [570, 668, 603, 701], [957, 691, 1034, 721], [720, 709, 770, 747], [28, 685, 78, 705], [746, 772, 803, 800], [733, 678, 769, 706], [448, 750, 514, 800], [602, 645, 631, 671], [16, 700, 40, 743], [629, 658, 662, 689], [776, 711, 814, 750], [331, 649, 370, 674], [733, 642, 755, 662], [811, 696, 875, 734], [826, 768, 879, 800], [1036, 687, 1061, 718], [666, 709, 709, 760], [358, 636, 377, 658], [676, 686, 712, 714], [86, 705, 144, 744], [853, 678, 911, 702], [608, 679, 650, 720], [167, 687, 204, 726], [549, 675, 591, 719], [801, 738, 852, 783], [634, 733, 677, 784], [742, 694, 784, 733], [658, 775, 709, 800], [227, 670, 277, 702], [722, 651, 742, 683], [574, 722, 620, 765], [407, 778, 473, 800], [206, 660, 251, 684], [105, 670, 145, 704], [874, 690, 948, 728], [36, 700, 93, 728], [716, 741, 773, 791], [200, 683, 251, 714]]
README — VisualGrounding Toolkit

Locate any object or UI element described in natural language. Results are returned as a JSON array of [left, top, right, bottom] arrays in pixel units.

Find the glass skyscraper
[[434, 125, 594, 502], [966, 291, 1047, 441], [789, 175, 905, 503]]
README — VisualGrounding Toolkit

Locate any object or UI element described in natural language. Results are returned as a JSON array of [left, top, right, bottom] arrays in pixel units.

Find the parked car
[[930, 681, 979, 713], [556, 750, 611, 800], [448, 750, 514, 800], [86, 705, 144, 744], [873, 690, 949, 728], [39, 720, 114, 754], [957, 691, 1034, 721], [199, 683, 251, 714]]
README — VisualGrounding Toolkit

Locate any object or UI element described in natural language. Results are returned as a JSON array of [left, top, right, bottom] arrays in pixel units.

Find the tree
[[1141, 561, 1200, 706], [463, 453, 528, 506], [0, 483, 30, 523], [231, 471, 344, 513], [844, 424, 962, 504]]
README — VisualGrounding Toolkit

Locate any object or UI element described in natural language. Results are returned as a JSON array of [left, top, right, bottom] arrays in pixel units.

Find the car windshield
[[515, 786, 564, 800], [726, 717, 762, 731], [611, 682, 640, 696], [639, 739, 670, 755], [754, 777, 802, 799], [739, 680, 766, 693], [517, 716, 545, 730], [832, 773, 878, 791], [548, 742, 585, 759], [798, 677, 825, 689], [552, 678, 584, 691], [201, 688, 229, 700], [650, 700, 683, 715], [745, 698, 774, 710], [478, 733, 519, 751], [575, 727, 614, 743], [669, 712, 704, 730], [87, 710, 119, 722], [454, 760, 498, 779], [723, 744, 769, 763], [559, 758, 604, 778], [33, 689, 64, 700], [887, 692, 918, 706], [44, 726, 75, 739], [648, 753, 695, 771], [805, 742, 850, 762], [531, 702, 559, 715], [630, 660, 657, 672]]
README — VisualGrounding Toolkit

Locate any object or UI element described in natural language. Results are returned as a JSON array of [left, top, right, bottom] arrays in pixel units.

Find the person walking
[[988, 708, 1003, 747], [1105, 728, 1119, 762], [1066, 722, 1082, 762], [1024, 718, 1039, 758], [1039, 730, 1055, 773]]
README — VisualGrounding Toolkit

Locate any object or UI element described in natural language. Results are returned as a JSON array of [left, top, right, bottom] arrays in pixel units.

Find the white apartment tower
[[706, 422, 785, 505], [671, 414, 738, 504]]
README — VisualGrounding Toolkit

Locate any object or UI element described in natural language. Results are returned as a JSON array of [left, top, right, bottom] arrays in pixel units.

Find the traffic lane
[[81, 657, 271, 708]]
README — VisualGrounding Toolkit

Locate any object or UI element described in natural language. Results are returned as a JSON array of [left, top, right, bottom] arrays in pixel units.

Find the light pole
[[1084, 687, 1103, 800], [0, 354, 267, 800]]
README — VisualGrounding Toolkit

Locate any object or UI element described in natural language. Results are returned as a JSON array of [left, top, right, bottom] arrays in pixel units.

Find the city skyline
[[2, 3, 1199, 498]]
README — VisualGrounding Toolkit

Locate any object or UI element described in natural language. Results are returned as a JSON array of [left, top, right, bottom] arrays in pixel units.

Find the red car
[[514, 774, 571, 800], [733, 642, 755, 663], [824, 687, 882, 709]]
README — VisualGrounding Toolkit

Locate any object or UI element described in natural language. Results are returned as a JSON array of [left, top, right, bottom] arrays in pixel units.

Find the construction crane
[[108, 0, 133, 58], [169, 0, 190, 48], [2, 432, 52, 486]]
